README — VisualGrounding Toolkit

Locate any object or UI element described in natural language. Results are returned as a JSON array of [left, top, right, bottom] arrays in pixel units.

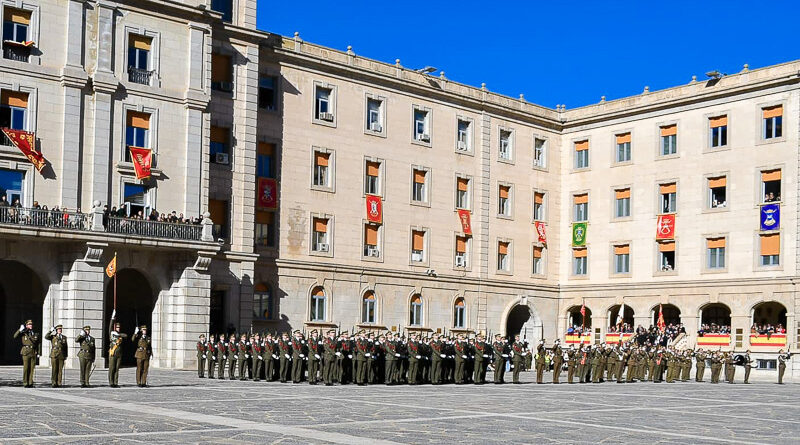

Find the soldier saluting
[[76, 325, 96, 387], [108, 321, 127, 388], [44, 324, 68, 387], [132, 325, 153, 387], [13, 319, 40, 388]]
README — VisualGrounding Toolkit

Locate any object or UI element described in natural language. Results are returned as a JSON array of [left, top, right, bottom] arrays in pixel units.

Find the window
[[0, 168, 24, 206], [362, 291, 376, 324], [456, 177, 470, 210], [315, 86, 334, 121], [709, 115, 727, 148], [761, 169, 781, 202], [498, 185, 511, 217], [210, 0, 233, 21], [312, 151, 330, 187], [660, 125, 677, 155], [457, 119, 471, 151], [533, 192, 546, 221], [208, 199, 228, 239], [615, 188, 630, 218], [574, 140, 589, 169], [413, 108, 430, 142], [658, 241, 675, 271], [534, 138, 547, 168], [411, 230, 425, 262], [127, 35, 152, 85], [412, 169, 427, 203], [763, 105, 782, 140], [573, 248, 587, 275], [211, 53, 233, 92], [253, 284, 272, 320], [2, 8, 31, 62], [453, 298, 466, 329], [499, 129, 513, 160], [366, 98, 383, 132], [708, 177, 727, 209], [455, 236, 468, 268], [312, 218, 329, 252], [532, 246, 544, 275], [310, 287, 326, 321], [209, 126, 229, 164], [125, 111, 150, 162], [363, 223, 379, 257], [497, 241, 510, 271], [257, 143, 275, 178], [615, 133, 631, 163], [259, 76, 277, 110], [365, 160, 380, 195], [0, 91, 28, 140], [706, 237, 726, 269], [573, 193, 588, 222], [613, 245, 630, 274], [760, 233, 780, 266], [255, 211, 275, 248], [124, 183, 152, 218], [659, 183, 676, 214], [410, 294, 423, 326]]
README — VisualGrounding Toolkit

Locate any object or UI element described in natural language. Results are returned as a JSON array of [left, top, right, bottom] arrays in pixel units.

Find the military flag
[[105, 255, 117, 278], [365, 194, 382, 224], [457, 209, 472, 235], [1, 128, 45, 171], [655, 214, 675, 240], [128, 146, 152, 180], [572, 222, 587, 246], [760, 203, 780, 231], [657, 304, 666, 331]]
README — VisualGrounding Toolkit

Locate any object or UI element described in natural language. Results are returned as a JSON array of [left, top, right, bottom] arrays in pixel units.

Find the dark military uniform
[[492, 338, 507, 384], [743, 352, 753, 383], [355, 334, 369, 385], [552, 343, 564, 383], [322, 331, 338, 385], [108, 324, 127, 387], [291, 333, 306, 383], [307, 333, 322, 384], [206, 338, 217, 378], [44, 325, 68, 387], [695, 350, 707, 382], [511, 340, 526, 384], [384, 336, 399, 384], [566, 348, 577, 383], [408, 337, 422, 384], [263, 336, 276, 381], [278, 335, 292, 382], [14, 321, 40, 387], [472, 337, 488, 384], [76, 326, 96, 387], [227, 335, 238, 380], [237, 337, 250, 381], [454, 339, 468, 384], [777, 351, 790, 384], [251, 336, 263, 381], [217, 337, 228, 379], [196, 336, 207, 378], [132, 326, 153, 387]]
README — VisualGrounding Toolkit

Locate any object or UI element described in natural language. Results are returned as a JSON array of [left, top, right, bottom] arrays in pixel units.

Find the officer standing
[[492, 334, 507, 384], [777, 349, 791, 384], [511, 335, 526, 384], [196, 334, 207, 378], [322, 329, 338, 386], [552, 340, 563, 383], [472, 334, 488, 384], [132, 325, 153, 387], [566, 345, 577, 383], [13, 320, 40, 388], [227, 333, 238, 380], [264, 333, 276, 381], [207, 334, 217, 379], [278, 332, 292, 383], [251, 333, 263, 381], [44, 324, 68, 387], [108, 322, 127, 388], [742, 350, 753, 384], [217, 334, 228, 379], [291, 330, 306, 383], [695, 349, 706, 382], [307, 330, 322, 384], [75, 325, 96, 388]]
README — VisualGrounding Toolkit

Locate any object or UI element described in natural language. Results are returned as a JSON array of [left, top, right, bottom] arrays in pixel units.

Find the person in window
[[148, 209, 158, 221]]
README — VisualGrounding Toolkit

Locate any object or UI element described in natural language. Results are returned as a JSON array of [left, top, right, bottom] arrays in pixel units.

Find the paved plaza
[[0, 367, 796, 444]]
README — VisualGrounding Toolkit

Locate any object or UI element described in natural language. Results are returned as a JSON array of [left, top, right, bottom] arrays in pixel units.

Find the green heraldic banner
[[572, 222, 587, 246]]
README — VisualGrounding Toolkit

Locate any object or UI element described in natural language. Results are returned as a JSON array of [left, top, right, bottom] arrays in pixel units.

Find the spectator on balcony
[[148, 209, 158, 221]]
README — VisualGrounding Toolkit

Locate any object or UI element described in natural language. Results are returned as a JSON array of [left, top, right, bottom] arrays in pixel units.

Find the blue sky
[[257, 1, 799, 109]]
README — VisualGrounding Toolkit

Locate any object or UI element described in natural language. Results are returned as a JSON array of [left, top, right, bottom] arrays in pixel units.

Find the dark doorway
[[103, 268, 154, 367], [0, 260, 46, 364], [654, 304, 681, 326], [209, 290, 225, 336]]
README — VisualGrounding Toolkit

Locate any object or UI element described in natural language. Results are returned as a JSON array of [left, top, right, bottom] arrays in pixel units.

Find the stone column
[[89, 3, 118, 206], [183, 24, 209, 218], [230, 45, 258, 253]]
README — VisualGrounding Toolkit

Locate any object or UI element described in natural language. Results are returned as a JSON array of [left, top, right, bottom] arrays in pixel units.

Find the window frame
[[497, 182, 514, 219], [2, 6, 39, 64], [363, 156, 385, 197], [253, 284, 273, 321], [409, 294, 424, 327], [655, 239, 677, 276], [572, 191, 589, 222], [309, 213, 334, 257], [454, 234, 471, 270], [706, 112, 730, 150], [703, 234, 728, 273], [411, 105, 432, 146], [453, 297, 466, 329], [756, 231, 782, 270], [496, 238, 512, 275], [361, 290, 377, 324], [531, 243, 546, 278], [656, 121, 679, 158], [409, 226, 429, 267], [310, 147, 335, 193], [455, 116, 474, 155], [612, 131, 633, 165], [757, 165, 783, 205], [454, 174, 472, 211], [258, 74, 280, 112], [705, 173, 729, 211], [410, 165, 431, 207], [532, 135, 548, 170], [571, 247, 588, 277], [121, 106, 158, 166], [611, 243, 631, 276], [532, 188, 547, 222], [612, 186, 632, 220], [756, 101, 786, 145], [361, 220, 383, 262], [309, 286, 327, 322], [657, 180, 678, 215], [498, 126, 514, 163], [364, 93, 386, 136], [312, 81, 337, 127], [573, 138, 590, 170]]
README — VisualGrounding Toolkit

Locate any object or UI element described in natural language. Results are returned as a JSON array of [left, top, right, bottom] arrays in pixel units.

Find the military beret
[[54, 324, 63, 329]]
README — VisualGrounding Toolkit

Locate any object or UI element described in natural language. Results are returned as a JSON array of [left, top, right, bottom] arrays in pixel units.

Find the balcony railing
[[107, 216, 203, 241], [128, 66, 153, 85], [0, 206, 89, 230], [3, 43, 30, 62]]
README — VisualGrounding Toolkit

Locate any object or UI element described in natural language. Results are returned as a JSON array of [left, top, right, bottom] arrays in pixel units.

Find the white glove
[[258, 356, 263, 360], [416, 355, 422, 359], [19, 324, 24, 332], [440, 354, 446, 358], [51, 326, 56, 333], [134, 326, 139, 335], [365, 353, 371, 357], [272, 354, 278, 359], [462, 355, 467, 359], [245, 354, 250, 359], [284, 354, 290, 359], [347, 354, 353, 359], [483, 354, 489, 358], [202, 354, 207, 359], [510, 365, 515, 369], [502, 354, 509, 358], [314, 354, 320, 359], [335, 352, 342, 357], [522, 352, 528, 356], [395, 353, 400, 357], [299, 354, 305, 358]]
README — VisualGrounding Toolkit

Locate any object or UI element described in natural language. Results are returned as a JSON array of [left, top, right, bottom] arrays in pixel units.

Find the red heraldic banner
[[365, 194, 382, 224], [257, 177, 278, 210], [655, 214, 675, 240], [535, 221, 547, 244], [128, 146, 152, 180], [1, 128, 45, 171], [457, 209, 472, 236]]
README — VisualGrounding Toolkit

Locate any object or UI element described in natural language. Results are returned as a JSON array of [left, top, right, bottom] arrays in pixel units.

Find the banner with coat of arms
[[365, 194, 382, 224], [535, 221, 547, 244], [1, 128, 46, 172], [257, 177, 278, 210], [655, 214, 675, 240], [128, 146, 152, 180], [760, 203, 780, 231], [457, 209, 472, 235], [572, 222, 587, 247]]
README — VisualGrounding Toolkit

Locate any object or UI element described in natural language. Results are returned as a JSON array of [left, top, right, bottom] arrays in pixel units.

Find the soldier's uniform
[[75, 326, 96, 387], [510, 337, 526, 384], [743, 351, 753, 383], [472, 336, 488, 384], [132, 325, 153, 387], [492, 336, 507, 384], [217, 336, 228, 379], [238, 335, 250, 381], [291, 331, 306, 383], [535, 342, 546, 383], [777, 350, 790, 384], [278, 334, 292, 382], [552, 342, 564, 383], [430, 336, 444, 384], [108, 322, 127, 388], [251, 334, 263, 381], [408, 335, 422, 384], [454, 336, 468, 384], [206, 337, 217, 379], [307, 331, 322, 384], [263, 334, 276, 381], [695, 350, 707, 382], [576, 346, 589, 383], [681, 351, 692, 381], [355, 332, 369, 385], [565, 347, 577, 383], [724, 352, 735, 383], [44, 325, 68, 387], [384, 334, 398, 384], [196, 334, 207, 378], [322, 330, 338, 385], [14, 320, 40, 388], [710, 352, 722, 383], [227, 334, 238, 380]]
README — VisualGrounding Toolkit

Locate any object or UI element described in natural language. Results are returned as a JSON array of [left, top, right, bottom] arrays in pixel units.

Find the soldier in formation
[[13, 320, 40, 388], [44, 324, 68, 387]]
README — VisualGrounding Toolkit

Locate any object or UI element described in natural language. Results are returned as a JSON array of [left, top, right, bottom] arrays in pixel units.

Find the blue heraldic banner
[[760, 204, 780, 231]]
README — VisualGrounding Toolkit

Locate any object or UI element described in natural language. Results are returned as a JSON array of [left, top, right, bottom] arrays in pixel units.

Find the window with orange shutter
[[763, 105, 783, 139]]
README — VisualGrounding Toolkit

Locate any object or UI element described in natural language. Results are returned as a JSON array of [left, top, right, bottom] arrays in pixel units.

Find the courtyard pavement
[[0, 367, 796, 444]]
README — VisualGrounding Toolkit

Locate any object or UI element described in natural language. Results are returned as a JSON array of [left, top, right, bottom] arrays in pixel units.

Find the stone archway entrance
[[505, 301, 543, 344], [104, 268, 155, 367], [0, 260, 46, 365]]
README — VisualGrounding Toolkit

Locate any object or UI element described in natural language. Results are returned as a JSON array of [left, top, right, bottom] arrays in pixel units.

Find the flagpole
[[113, 252, 117, 315]]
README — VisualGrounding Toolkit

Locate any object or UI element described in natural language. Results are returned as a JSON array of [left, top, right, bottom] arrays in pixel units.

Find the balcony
[[2, 41, 31, 62], [128, 66, 153, 85], [696, 333, 731, 347], [107, 216, 203, 241], [0, 206, 89, 230], [749, 333, 786, 348]]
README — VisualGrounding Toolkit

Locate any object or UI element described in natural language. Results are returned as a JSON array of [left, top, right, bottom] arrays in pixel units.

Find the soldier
[[510, 335, 526, 384], [472, 334, 489, 384], [613, 345, 625, 383], [534, 340, 546, 383], [263, 333, 277, 381], [695, 348, 706, 382], [590, 346, 603, 383], [652, 348, 664, 383], [566, 345, 577, 383], [251, 333, 263, 381], [44, 324, 68, 387], [291, 330, 306, 383], [552, 339, 564, 383], [384, 332, 398, 384], [227, 333, 238, 380], [724, 352, 735, 384], [429, 333, 443, 384], [132, 325, 153, 387], [14, 320, 40, 388], [710, 351, 722, 383], [777, 349, 791, 384], [75, 325, 96, 388], [742, 350, 753, 384], [322, 329, 338, 386], [108, 322, 127, 388], [453, 334, 468, 384], [196, 334, 207, 378], [355, 331, 370, 385], [366, 332, 378, 383], [307, 330, 322, 384], [681, 350, 692, 382], [206, 335, 217, 379], [408, 333, 422, 384], [217, 334, 228, 379], [576, 344, 588, 383], [237, 333, 250, 381], [492, 334, 507, 384], [339, 332, 354, 384]]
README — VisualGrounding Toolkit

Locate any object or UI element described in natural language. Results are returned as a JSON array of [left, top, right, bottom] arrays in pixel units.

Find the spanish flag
[[105, 255, 117, 278]]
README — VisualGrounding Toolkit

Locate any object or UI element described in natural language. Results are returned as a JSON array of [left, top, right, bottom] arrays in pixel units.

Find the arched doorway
[[752, 301, 787, 329], [700, 303, 731, 330], [653, 304, 681, 326], [104, 268, 155, 367], [566, 305, 592, 331], [0, 260, 45, 365], [608, 304, 634, 332], [505, 301, 542, 344]]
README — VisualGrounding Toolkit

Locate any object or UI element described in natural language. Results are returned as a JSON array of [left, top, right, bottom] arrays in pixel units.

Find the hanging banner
[[257, 177, 278, 210], [572, 222, 587, 247], [760, 203, 780, 231], [655, 214, 675, 240], [128, 146, 152, 180], [535, 221, 547, 244], [457, 209, 472, 236], [1, 128, 45, 172], [365, 194, 382, 224]]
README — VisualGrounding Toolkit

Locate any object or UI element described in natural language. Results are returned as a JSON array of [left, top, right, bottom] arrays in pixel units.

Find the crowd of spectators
[[565, 325, 591, 336], [763, 192, 781, 203], [103, 205, 202, 225], [697, 323, 731, 336], [751, 323, 786, 339], [607, 323, 634, 334]]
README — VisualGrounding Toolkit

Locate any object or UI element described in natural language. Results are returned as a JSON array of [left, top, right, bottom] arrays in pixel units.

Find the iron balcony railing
[[0, 206, 89, 230], [2, 44, 30, 62], [106, 216, 203, 241], [128, 66, 154, 85]]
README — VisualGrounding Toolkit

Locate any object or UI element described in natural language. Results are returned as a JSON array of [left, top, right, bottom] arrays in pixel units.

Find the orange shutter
[[457, 177, 469, 192], [208, 200, 227, 225], [413, 170, 426, 184], [615, 133, 631, 144], [499, 185, 509, 199], [575, 140, 589, 152], [364, 291, 375, 301], [760, 234, 779, 256], [573, 248, 587, 258], [127, 111, 150, 129], [456, 237, 467, 253], [498, 242, 509, 255], [614, 245, 630, 255], [210, 126, 227, 143], [365, 224, 378, 245], [615, 189, 630, 199], [410, 294, 421, 304], [313, 218, 327, 233], [211, 54, 231, 82], [130, 34, 152, 51], [708, 177, 726, 188], [763, 105, 783, 119], [534, 192, 544, 205], [455, 298, 465, 307], [313, 287, 324, 297], [706, 238, 725, 249], [258, 143, 275, 155], [255, 211, 273, 224], [660, 125, 677, 137], [1, 91, 28, 108], [366, 161, 380, 177], [412, 231, 424, 250], [533, 246, 543, 258], [8, 8, 31, 25], [573, 193, 588, 205], [709, 116, 727, 128], [658, 241, 675, 252], [761, 170, 781, 181], [315, 152, 329, 167], [659, 183, 676, 194]]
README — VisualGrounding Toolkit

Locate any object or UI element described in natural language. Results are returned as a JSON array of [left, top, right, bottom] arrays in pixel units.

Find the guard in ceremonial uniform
[[408, 333, 422, 384], [206, 335, 217, 379], [355, 331, 369, 385], [14, 320, 40, 388], [76, 325, 96, 387], [492, 334, 507, 384], [291, 330, 306, 383], [278, 332, 292, 382], [472, 334, 488, 384], [307, 330, 322, 384], [196, 334, 207, 378], [534, 340, 546, 383], [44, 324, 68, 387], [454, 334, 468, 384], [384, 332, 398, 384], [132, 325, 153, 387], [322, 330, 338, 386], [263, 333, 276, 381], [251, 333, 263, 381], [710, 351, 722, 383], [227, 333, 238, 380], [237, 333, 250, 381], [511, 335, 526, 384], [217, 334, 228, 379], [777, 349, 791, 384], [566, 345, 577, 383], [742, 350, 753, 384], [695, 349, 706, 382], [108, 322, 127, 388], [551, 340, 563, 383], [724, 352, 735, 383]]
